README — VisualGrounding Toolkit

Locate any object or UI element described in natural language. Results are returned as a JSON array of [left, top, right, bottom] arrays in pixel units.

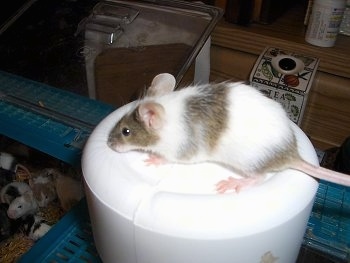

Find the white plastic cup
[[305, 0, 346, 47], [339, 0, 350, 35]]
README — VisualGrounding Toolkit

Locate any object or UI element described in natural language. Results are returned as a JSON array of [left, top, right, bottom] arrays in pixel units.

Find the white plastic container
[[77, 0, 222, 104], [305, 0, 346, 47], [339, 0, 350, 35], [82, 101, 319, 263]]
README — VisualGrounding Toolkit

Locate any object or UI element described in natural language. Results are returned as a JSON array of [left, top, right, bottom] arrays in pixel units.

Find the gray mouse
[[107, 73, 350, 193]]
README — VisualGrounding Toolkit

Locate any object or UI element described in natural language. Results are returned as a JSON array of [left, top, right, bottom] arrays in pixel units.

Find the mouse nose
[[7, 209, 15, 219]]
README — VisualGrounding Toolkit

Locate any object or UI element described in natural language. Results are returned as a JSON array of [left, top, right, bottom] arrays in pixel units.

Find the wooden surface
[[301, 72, 350, 149], [211, 3, 350, 79], [210, 3, 350, 149]]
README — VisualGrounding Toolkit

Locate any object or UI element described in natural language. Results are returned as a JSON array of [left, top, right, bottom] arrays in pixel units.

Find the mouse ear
[[146, 73, 176, 97], [138, 102, 165, 130]]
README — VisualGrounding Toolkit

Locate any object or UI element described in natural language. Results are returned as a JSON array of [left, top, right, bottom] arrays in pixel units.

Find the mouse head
[[31, 182, 57, 207], [145, 73, 176, 97], [107, 102, 166, 153], [7, 191, 37, 219]]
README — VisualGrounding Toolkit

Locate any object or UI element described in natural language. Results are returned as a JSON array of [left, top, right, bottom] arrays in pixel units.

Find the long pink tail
[[293, 160, 350, 187]]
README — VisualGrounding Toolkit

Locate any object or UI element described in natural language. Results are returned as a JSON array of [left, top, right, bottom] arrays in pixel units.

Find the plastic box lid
[[78, 0, 223, 103]]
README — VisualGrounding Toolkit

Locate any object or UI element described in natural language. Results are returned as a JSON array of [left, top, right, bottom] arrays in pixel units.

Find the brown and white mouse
[[107, 73, 350, 193]]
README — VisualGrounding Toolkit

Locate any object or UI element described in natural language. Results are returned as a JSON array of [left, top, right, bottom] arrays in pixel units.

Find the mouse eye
[[122, 127, 131, 136]]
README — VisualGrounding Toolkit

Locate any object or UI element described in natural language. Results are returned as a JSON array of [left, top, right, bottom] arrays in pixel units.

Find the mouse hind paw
[[216, 176, 262, 193]]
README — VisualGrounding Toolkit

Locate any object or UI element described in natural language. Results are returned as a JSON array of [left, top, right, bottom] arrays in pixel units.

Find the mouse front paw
[[144, 154, 167, 166]]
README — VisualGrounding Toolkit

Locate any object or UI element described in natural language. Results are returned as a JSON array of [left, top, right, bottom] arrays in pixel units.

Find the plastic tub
[[82, 100, 320, 263]]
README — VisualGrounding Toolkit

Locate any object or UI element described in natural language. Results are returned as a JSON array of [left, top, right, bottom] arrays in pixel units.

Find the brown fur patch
[[258, 134, 300, 173], [179, 83, 229, 159]]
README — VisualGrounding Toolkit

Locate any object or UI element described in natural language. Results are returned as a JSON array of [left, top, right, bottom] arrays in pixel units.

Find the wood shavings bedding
[[0, 203, 64, 262]]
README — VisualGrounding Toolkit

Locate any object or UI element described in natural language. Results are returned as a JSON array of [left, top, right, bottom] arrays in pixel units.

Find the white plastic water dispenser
[[82, 100, 319, 263]]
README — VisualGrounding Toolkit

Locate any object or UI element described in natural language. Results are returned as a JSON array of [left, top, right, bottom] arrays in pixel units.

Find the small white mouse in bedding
[[107, 73, 350, 193], [7, 190, 39, 219], [22, 214, 51, 241]]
